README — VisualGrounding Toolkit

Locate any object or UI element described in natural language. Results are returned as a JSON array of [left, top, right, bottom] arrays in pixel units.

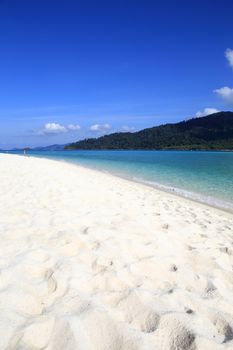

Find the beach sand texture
[[0, 154, 233, 350]]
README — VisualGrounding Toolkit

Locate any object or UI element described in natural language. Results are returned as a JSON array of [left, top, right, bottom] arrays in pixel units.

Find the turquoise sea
[[6, 150, 233, 211]]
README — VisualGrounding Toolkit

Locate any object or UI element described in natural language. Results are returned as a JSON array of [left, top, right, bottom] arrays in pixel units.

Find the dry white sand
[[0, 154, 233, 350]]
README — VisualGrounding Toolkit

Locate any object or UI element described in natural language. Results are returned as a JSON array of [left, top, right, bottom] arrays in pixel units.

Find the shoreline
[[16, 152, 233, 215], [64, 148, 233, 152], [0, 153, 233, 349]]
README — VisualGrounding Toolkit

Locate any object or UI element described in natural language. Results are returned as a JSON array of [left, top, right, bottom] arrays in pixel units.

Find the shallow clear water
[[5, 150, 233, 210]]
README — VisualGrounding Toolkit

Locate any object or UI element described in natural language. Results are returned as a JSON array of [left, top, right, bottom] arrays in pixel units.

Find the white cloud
[[195, 108, 220, 118], [40, 123, 67, 134], [225, 48, 233, 69], [121, 125, 135, 132], [214, 86, 233, 104], [39, 122, 81, 135], [90, 123, 111, 131], [67, 124, 81, 131]]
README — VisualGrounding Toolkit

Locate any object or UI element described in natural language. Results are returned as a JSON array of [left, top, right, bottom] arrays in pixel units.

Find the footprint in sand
[[115, 291, 160, 333]]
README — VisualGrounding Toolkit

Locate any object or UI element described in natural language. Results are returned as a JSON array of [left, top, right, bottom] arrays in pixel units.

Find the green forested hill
[[66, 112, 233, 150]]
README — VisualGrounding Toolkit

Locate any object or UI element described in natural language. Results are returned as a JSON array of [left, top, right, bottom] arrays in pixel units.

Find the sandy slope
[[0, 154, 233, 350]]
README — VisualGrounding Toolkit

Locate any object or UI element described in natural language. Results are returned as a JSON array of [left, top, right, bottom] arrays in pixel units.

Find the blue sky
[[0, 0, 233, 149]]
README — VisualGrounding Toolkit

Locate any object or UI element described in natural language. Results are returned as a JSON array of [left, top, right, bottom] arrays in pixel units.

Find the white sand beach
[[0, 153, 233, 350]]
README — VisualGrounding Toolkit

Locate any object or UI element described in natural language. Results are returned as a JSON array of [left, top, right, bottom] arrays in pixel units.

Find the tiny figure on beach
[[23, 148, 30, 156]]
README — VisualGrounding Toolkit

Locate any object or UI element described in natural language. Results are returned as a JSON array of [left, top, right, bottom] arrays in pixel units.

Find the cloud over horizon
[[67, 124, 81, 131], [89, 123, 111, 132], [195, 108, 220, 118], [39, 122, 81, 135]]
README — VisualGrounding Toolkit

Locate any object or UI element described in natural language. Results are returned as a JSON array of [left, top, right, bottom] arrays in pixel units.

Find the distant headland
[[66, 111, 233, 151]]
